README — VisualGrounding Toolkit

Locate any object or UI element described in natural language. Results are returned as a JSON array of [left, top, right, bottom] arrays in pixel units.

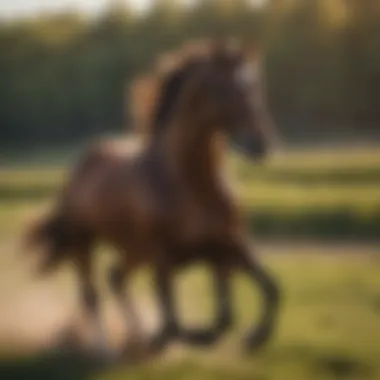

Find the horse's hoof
[[56, 325, 83, 354], [146, 326, 178, 356], [88, 346, 119, 368], [243, 327, 271, 354], [121, 338, 151, 365]]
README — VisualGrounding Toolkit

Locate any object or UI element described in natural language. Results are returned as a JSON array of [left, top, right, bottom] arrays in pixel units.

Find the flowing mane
[[129, 40, 227, 137], [150, 63, 190, 134]]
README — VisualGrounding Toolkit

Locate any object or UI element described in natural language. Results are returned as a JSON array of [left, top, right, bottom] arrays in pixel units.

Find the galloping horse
[[25, 39, 280, 359]]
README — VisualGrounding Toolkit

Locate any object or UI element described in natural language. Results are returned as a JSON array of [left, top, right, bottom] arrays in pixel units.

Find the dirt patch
[[0, 285, 73, 353], [0, 282, 162, 359]]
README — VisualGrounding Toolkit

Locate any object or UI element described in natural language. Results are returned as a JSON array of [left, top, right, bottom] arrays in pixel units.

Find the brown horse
[[25, 39, 280, 360]]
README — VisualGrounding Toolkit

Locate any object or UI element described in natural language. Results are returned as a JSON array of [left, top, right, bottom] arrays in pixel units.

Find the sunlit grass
[[0, 233, 379, 380], [93, 252, 380, 380]]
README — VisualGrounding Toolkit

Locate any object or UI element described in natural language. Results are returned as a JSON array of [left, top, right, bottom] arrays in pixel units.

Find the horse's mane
[[150, 61, 193, 134], [128, 38, 244, 137]]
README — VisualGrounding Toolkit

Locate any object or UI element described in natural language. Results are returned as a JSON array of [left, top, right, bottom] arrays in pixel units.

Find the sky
[[0, 0, 153, 20], [0, 0, 266, 21]]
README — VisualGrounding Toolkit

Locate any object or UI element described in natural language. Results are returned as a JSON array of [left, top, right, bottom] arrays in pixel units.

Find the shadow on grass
[[0, 352, 263, 380], [265, 344, 375, 380], [315, 354, 373, 379], [102, 359, 266, 380], [0, 344, 376, 380], [0, 350, 102, 380]]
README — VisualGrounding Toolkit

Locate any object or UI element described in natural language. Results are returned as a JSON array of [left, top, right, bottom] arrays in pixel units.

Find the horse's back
[[60, 137, 170, 242]]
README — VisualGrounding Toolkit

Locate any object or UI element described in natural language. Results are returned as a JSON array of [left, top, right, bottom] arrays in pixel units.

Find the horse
[[25, 38, 280, 361]]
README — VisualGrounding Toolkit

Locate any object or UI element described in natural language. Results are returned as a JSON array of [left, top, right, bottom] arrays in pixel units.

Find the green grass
[[94, 252, 380, 380], [0, 145, 380, 379], [1, 249, 379, 380]]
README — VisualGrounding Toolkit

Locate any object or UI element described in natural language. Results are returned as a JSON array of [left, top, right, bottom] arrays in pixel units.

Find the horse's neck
[[163, 118, 228, 200]]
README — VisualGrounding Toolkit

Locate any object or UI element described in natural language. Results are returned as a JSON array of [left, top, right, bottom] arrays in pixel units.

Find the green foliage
[[0, 0, 380, 145]]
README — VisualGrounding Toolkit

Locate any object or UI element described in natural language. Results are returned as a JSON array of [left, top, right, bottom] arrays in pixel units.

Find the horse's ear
[[156, 50, 184, 76], [128, 73, 160, 136]]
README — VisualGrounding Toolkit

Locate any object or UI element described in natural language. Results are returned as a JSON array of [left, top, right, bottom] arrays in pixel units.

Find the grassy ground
[[0, 245, 379, 380], [0, 145, 379, 379], [96, 248, 380, 380]]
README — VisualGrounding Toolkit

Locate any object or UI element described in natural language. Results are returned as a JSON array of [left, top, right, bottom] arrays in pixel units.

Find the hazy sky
[[0, 0, 154, 19], [0, 0, 266, 20]]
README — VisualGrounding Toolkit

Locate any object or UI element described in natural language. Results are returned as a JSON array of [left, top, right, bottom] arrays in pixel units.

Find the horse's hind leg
[[147, 260, 180, 354], [75, 243, 112, 360], [233, 238, 280, 352], [108, 259, 146, 359], [149, 252, 234, 350]]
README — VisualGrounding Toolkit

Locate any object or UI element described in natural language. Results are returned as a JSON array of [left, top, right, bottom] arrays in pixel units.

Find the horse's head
[[130, 38, 277, 160], [178, 38, 276, 160]]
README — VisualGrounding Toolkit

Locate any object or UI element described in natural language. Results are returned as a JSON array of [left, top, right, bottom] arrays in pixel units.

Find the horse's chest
[[174, 194, 238, 243], [124, 166, 178, 234]]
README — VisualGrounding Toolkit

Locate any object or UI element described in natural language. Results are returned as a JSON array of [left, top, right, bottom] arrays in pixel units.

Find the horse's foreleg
[[178, 263, 234, 346], [148, 261, 180, 354], [233, 238, 280, 352]]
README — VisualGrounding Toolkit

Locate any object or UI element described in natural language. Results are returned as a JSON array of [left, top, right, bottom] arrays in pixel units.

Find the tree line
[[1, 0, 379, 146]]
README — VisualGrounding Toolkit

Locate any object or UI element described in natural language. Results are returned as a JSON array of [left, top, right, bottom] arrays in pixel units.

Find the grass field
[[0, 245, 379, 380], [0, 144, 379, 379]]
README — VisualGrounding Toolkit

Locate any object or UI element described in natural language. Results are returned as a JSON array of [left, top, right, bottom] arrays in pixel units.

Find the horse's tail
[[24, 207, 76, 275]]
